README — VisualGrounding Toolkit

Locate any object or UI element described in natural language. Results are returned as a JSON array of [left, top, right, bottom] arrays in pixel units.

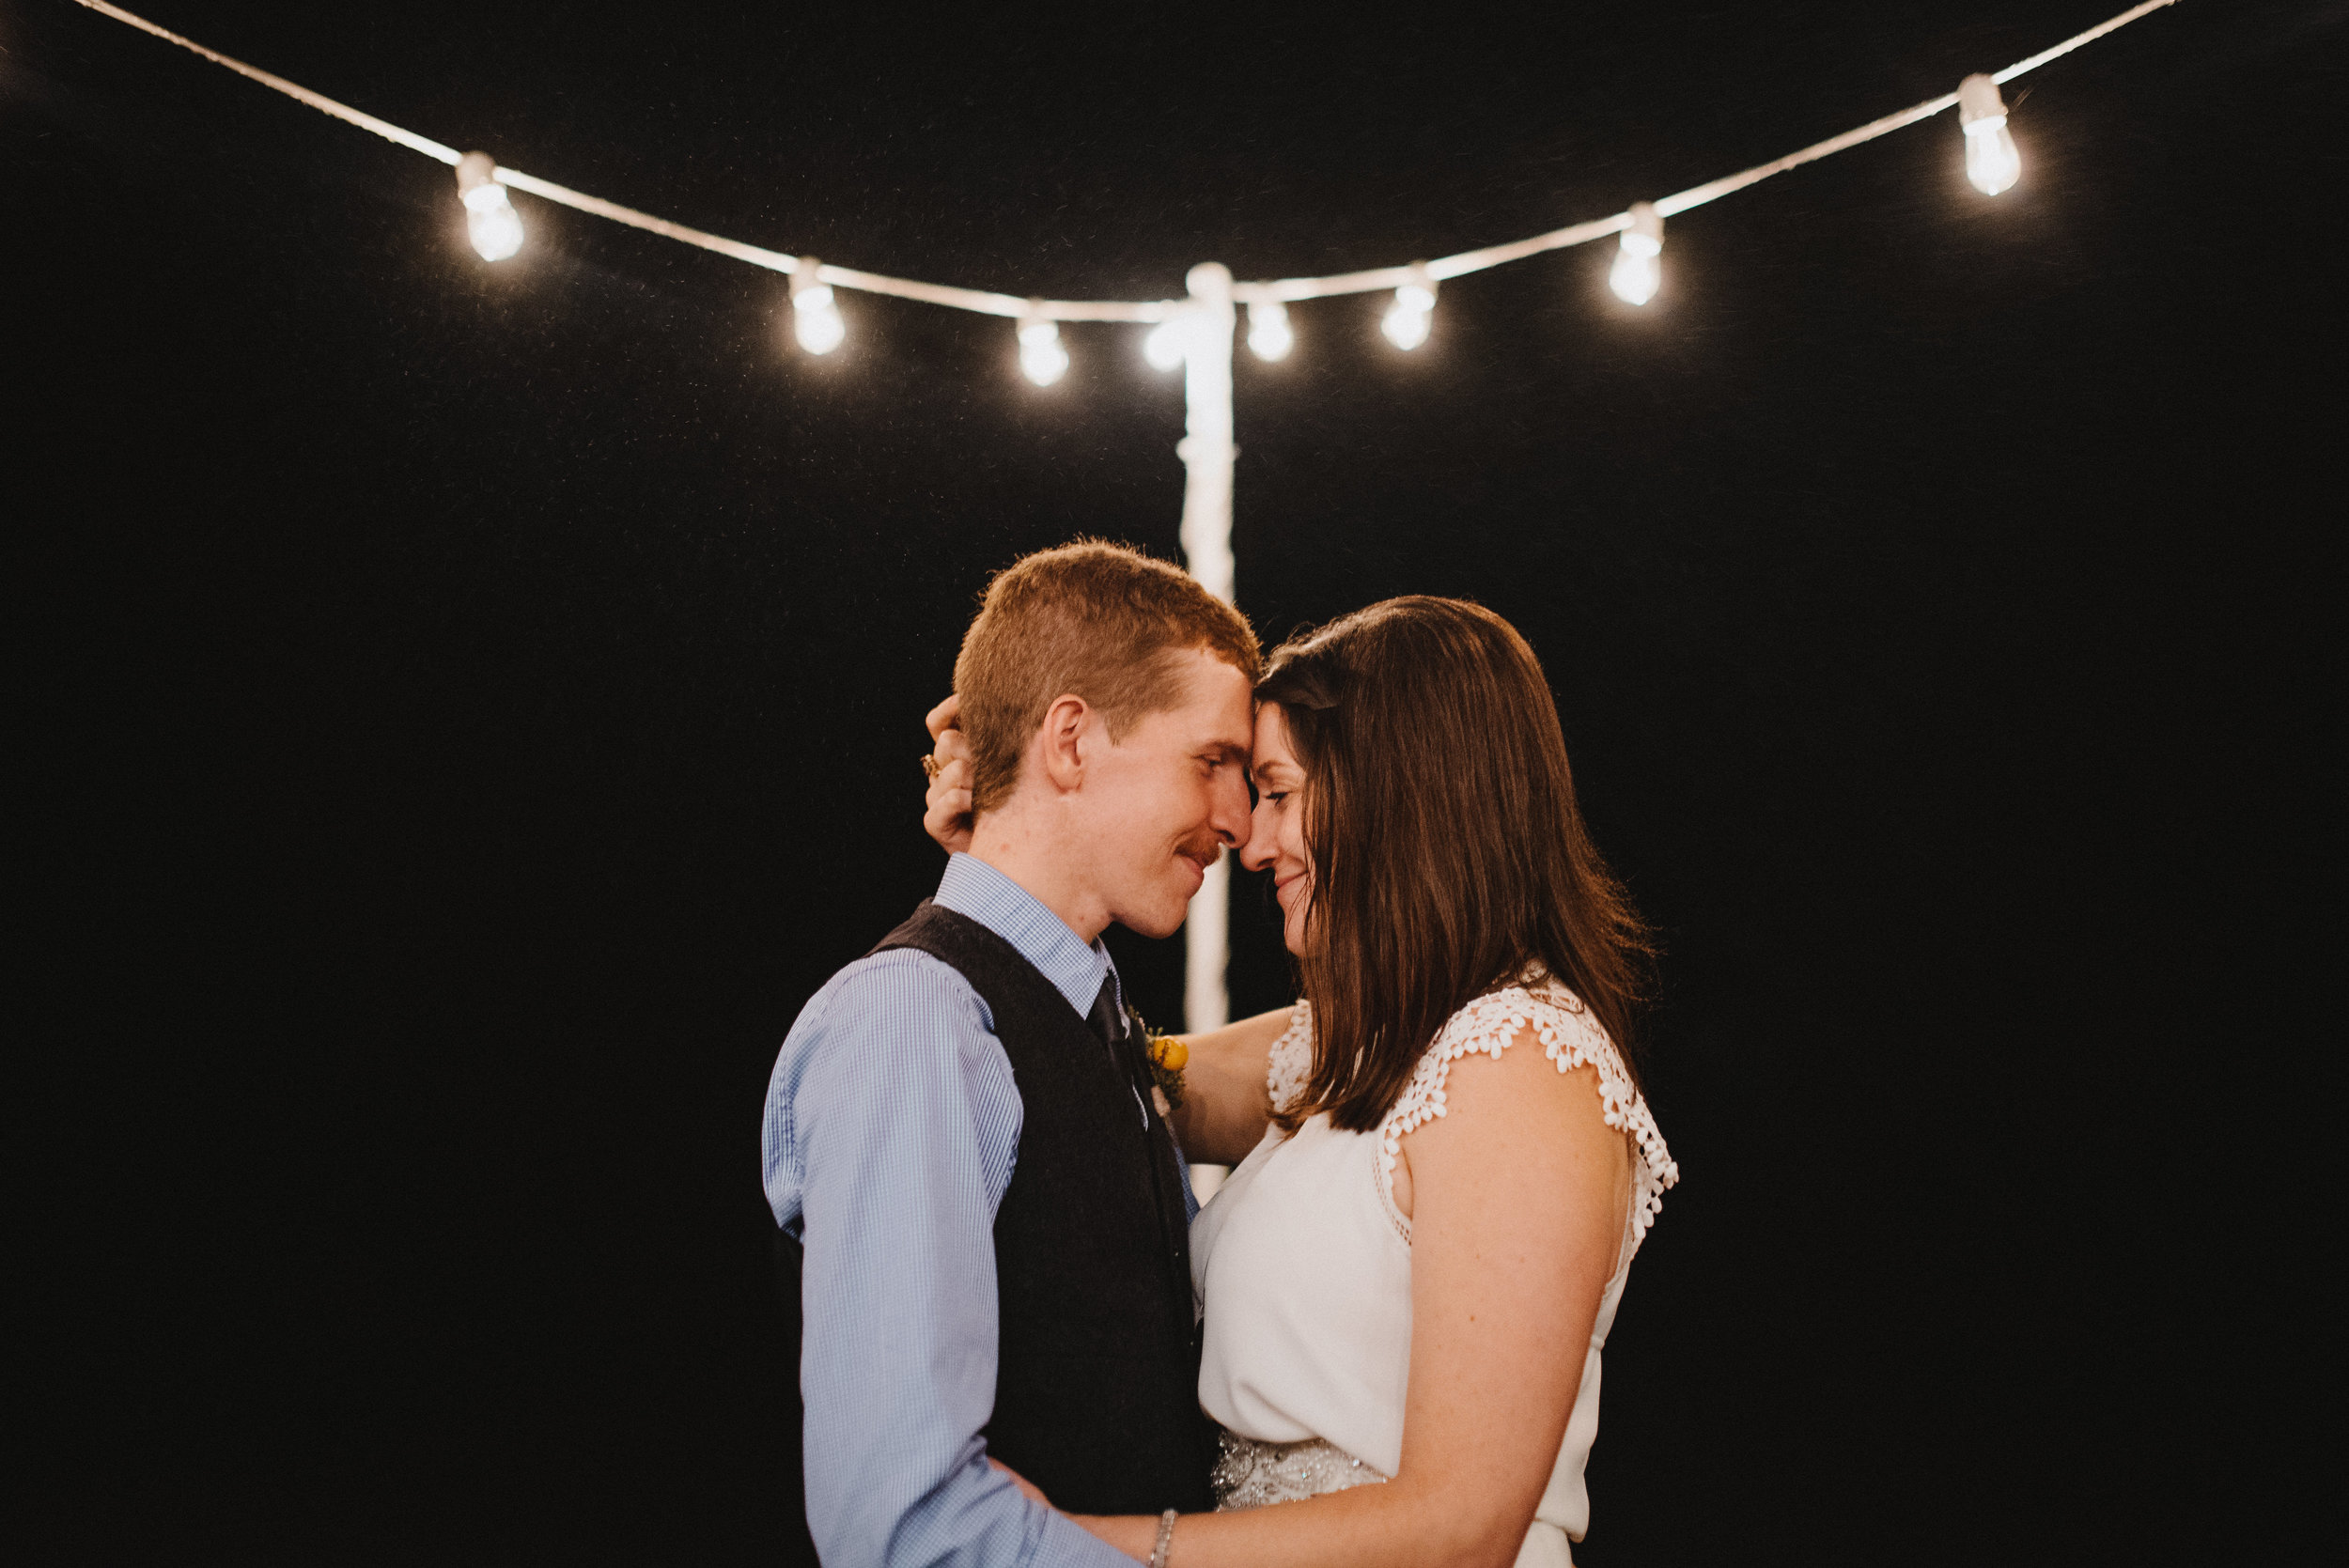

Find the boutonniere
[[1128, 1004, 1188, 1118]]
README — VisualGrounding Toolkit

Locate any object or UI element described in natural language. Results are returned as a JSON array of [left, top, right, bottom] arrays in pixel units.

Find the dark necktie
[[1090, 973, 1150, 1127], [1088, 973, 1128, 1056]]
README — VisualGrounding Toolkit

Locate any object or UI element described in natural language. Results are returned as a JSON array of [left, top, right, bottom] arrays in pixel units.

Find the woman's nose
[[1239, 801, 1276, 869]]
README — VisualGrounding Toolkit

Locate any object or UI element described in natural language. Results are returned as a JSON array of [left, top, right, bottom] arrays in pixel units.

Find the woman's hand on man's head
[[924, 695, 975, 856]]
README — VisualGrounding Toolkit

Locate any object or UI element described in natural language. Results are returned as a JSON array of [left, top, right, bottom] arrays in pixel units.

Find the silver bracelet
[[1148, 1508, 1178, 1568]]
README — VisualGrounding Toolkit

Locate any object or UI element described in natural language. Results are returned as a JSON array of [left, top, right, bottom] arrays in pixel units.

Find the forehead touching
[[1131, 647, 1253, 756], [1249, 702, 1305, 784]]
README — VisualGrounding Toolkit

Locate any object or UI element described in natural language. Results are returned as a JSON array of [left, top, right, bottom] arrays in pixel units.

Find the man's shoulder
[[786, 946, 994, 1059], [799, 943, 982, 1028]]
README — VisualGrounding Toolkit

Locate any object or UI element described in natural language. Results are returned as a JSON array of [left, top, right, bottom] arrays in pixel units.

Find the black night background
[[10, 2, 2340, 1561]]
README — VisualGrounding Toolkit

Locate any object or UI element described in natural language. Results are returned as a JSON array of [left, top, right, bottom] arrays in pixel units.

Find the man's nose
[[1212, 773, 1253, 848]]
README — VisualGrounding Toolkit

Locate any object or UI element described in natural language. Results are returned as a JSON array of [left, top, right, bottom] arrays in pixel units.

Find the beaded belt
[[1211, 1430, 1391, 1511]]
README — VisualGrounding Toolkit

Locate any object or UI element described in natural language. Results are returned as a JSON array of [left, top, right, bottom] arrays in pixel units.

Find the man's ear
[[1034, 693, 1092, 794]]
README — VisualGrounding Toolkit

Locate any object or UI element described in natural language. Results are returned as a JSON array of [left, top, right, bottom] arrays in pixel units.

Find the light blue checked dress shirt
[[763, 853, 1197, 1568]]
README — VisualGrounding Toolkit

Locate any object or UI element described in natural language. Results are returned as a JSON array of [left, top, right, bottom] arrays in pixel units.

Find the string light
[[1019, 314, 1069, 386], [1610, 202, 1662, 305], [1143, 317, 1187, 371], [70, 0, 2184, 1047], [1247, 300, 1293, 362], [1958, 74, 2022, 194], [1382, 267, 1436, 350], [455, 152, 522, 262], [789, 260, 847, 355], [70, 0, 2182, 365]]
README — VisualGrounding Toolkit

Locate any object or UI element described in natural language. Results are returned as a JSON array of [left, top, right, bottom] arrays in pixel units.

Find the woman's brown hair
[[1259, 597, 1655, 1133]]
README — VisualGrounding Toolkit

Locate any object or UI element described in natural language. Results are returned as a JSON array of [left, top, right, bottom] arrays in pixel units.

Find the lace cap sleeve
[[1377, 974, 1679, 1250], [1265, 1000, 1314, 1117]]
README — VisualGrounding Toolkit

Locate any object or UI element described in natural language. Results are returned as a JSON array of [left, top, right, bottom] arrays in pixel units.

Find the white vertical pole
[[1177, 262, 1237, 1033]]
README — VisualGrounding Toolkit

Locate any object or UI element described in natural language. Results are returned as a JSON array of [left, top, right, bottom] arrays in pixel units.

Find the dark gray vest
[[776, 901, 1213, 1561]]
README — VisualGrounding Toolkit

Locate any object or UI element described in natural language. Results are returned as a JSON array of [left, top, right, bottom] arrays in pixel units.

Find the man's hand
[[924, 695, 975, 856]]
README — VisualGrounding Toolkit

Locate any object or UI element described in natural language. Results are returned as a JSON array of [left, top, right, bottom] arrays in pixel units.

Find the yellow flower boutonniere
[[1128, 1005, 1188, 1116]]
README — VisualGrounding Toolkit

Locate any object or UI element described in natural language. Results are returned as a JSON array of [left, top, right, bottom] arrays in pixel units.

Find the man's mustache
[[1178, 839, 1224, 868]]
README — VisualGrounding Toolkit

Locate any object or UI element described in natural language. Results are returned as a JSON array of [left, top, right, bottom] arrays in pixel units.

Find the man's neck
[[968, 812, 1111, 946]]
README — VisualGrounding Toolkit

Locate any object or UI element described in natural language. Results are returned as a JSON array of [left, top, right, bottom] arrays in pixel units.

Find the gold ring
[[921, 754, 943, 780]]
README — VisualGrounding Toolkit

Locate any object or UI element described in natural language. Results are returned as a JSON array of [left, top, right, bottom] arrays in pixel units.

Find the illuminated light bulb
[[1247, 300, 1293, 362], [789, 260, 846, 355], [455, 151, 522, 262], [1019, 316, 1068, 386], [1381, 267, 1436, 350], [794, 288, 846, 354], [1143, 318, 1186, 371], [1958, 73, 2021, 196], [1609, 201, 1662, 305]]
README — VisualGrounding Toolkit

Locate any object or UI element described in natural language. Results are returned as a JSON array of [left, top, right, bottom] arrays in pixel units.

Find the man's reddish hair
[[953, 540, 1261, 814]]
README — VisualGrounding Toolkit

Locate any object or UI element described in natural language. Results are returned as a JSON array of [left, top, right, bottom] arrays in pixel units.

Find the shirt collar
[[933, 853, 1118, 1020]]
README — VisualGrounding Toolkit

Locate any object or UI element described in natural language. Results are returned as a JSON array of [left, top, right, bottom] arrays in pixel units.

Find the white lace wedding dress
[[1190, 968, 1677, 1567]]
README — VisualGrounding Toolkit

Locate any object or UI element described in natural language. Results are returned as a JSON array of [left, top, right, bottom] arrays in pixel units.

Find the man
[[761, 540, 1260, 1565]]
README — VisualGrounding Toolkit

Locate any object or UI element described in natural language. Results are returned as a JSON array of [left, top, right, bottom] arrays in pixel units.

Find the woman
[[926, 597, 1674, 1568]]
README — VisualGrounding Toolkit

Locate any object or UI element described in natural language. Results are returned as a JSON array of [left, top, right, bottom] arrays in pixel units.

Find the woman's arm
[[1163, 1007, 1289, 1166], [1075, 1021, 1632, 1568]]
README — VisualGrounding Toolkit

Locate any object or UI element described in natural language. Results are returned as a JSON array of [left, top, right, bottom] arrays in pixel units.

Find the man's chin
[[1121, 917, 1184, 941], [1115, 886, 1199, 941], [1122, 904, 1188, 941]]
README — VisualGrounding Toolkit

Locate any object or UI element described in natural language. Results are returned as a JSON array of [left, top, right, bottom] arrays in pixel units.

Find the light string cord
[[69, 0, 2177, 319]]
